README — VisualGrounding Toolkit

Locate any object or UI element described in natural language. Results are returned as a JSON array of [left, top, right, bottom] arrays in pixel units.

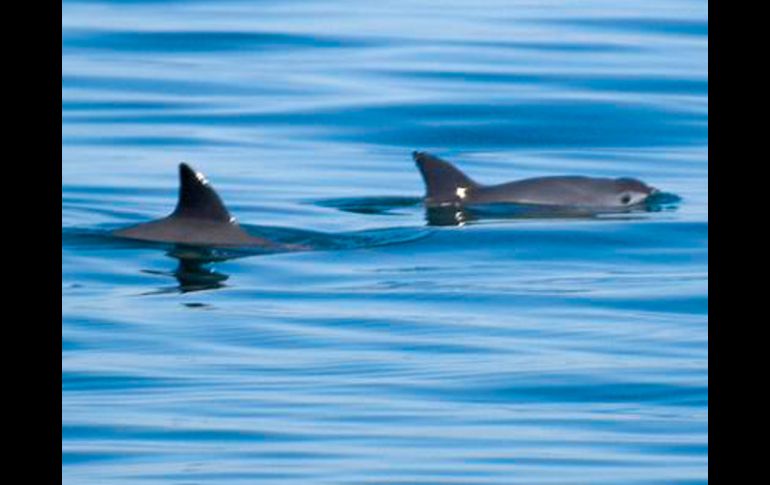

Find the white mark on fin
[[195, 171, 209, 185], [456, 187, 468, 199]]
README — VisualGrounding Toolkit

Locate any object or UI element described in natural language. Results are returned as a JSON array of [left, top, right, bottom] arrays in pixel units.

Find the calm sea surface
[[62, 0, 708, 483]]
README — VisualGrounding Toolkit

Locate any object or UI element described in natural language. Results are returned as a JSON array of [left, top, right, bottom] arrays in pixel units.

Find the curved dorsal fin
[[171, 163, 234, 222], [413, 151, 480, 204]]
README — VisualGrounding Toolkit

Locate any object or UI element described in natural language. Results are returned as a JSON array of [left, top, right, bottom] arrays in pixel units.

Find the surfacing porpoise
[[114, 163, 275, 247], [413, 151, 659, 210]]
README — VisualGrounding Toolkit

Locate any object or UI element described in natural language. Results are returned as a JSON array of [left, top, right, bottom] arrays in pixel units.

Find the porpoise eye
[[620, 194, 632, 204]]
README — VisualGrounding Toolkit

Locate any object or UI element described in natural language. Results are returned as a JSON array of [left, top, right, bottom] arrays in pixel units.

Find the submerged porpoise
[[114, 163, 274, 247], [413, 151, 658, 209]]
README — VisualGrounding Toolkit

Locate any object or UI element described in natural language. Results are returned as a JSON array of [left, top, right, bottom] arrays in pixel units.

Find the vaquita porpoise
[[114, 163, 275, 247], [413, 151, 659, 209]]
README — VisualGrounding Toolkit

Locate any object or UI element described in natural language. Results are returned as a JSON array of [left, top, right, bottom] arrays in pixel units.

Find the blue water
[[62, 0, 708, 483]]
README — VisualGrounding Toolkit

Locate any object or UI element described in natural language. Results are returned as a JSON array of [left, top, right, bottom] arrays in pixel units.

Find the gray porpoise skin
[[413, 151, 658, 209], [113, 163, 274, 247]]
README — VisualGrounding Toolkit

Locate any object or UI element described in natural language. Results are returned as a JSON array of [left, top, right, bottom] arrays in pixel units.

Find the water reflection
[[131, 225, 433, 294], [423, 200, 680, 226], [141, 245, 237, 294], [423, 204, 594, 226], [315, 192, 681, 227]]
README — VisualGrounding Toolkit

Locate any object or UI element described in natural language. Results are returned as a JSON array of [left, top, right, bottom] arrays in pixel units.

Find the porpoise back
[[413, 151, 657, 209], [113, 163, 274, 247]]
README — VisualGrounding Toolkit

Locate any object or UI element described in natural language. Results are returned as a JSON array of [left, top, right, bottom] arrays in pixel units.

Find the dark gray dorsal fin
[[413, 151, 479, 204], [172, 163, 234, 222]]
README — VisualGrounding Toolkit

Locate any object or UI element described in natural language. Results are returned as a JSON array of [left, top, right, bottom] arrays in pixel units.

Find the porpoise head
[[612, 177, 659, 208]]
